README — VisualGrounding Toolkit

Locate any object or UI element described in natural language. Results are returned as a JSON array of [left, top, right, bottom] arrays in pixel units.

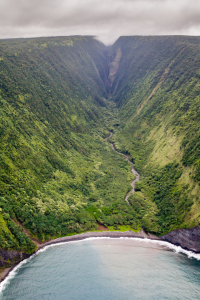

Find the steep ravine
[[1, 36, 200, 284]]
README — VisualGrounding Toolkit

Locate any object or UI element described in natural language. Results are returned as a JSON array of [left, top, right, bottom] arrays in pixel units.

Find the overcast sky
[[0, 0, 200, 45]]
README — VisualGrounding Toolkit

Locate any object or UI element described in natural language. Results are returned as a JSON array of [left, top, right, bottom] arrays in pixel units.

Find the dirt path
[[15, 220, 42, 247], [105, 132, 140, 205]]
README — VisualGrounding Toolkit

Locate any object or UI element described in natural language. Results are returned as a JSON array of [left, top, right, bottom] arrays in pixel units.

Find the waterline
[[1, 236, 200, 296]]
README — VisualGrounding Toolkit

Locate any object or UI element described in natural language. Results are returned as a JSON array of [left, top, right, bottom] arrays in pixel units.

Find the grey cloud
[[0, 0, 200, 45]]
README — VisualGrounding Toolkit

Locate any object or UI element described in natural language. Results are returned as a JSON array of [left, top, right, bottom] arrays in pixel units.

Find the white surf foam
[[0, 253, 35, 295], [1, 236, 200, 295], [121, 237, 200, 260]]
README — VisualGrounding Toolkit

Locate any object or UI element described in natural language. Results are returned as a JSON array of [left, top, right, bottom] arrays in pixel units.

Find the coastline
[[0, 229, 157, 284], [1, 131, 200, 285], [2, 227, 200, 286], [39, 229, 159, 248]]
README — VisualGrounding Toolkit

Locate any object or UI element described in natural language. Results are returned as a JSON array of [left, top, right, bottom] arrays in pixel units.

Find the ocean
[[0, 238, 200, 299]]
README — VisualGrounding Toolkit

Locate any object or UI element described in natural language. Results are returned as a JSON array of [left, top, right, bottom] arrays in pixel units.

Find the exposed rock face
[[0, 249, 30, 269], [160, 225, 200, 253], [107, 47, 122, 94], [0, 249, 32, 282]]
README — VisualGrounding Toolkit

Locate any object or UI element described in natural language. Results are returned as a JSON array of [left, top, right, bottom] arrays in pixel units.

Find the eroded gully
[[105, 132, 140, 205]]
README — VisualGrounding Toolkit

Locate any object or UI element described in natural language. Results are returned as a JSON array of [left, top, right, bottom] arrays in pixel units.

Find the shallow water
[[1, 238, 200, 300]]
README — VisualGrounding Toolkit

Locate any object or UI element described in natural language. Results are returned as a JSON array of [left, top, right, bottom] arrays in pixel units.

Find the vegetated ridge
[[0, 35, 200, 272], [109, 36, 200, 235]]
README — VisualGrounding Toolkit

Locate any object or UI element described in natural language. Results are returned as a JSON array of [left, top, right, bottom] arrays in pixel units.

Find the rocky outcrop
[[0, 250, 32, 282], [107, 47, 122, 94], [160, 225, 200, 253], [0, 249, 30, 274]]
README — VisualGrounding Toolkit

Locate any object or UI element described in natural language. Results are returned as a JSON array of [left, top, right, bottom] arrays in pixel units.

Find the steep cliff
[[1, 36, 200, 273], [161, 225, 200, 253], [108, 36, 200, 235]]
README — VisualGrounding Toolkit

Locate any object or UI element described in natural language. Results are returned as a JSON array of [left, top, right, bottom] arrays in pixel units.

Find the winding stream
[[105, 132, 140, 204]]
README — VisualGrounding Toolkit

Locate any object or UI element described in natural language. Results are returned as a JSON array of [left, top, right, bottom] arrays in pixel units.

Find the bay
[[1, 238, 200, 300]]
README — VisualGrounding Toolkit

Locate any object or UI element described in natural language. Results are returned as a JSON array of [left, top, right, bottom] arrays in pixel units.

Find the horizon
[[0, 0, 200, 45], [1, 33, 200, 47]]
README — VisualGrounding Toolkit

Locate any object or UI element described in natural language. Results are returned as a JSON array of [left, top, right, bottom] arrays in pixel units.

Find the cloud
[[0, 0, 200, 45]]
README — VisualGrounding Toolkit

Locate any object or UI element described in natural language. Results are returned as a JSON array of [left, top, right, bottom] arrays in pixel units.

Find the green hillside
[[108, 36, 200, 234], [0, 36, 137, 260], [1, 35, 200, 268]]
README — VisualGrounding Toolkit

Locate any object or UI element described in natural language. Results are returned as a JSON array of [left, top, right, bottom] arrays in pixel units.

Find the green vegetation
[[0, 36, 137, 259], [0, 35, 200, 266], [109, 36, 200, 234]]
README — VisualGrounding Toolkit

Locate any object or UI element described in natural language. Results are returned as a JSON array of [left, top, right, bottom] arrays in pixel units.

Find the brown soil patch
[[14, 220, 42, 247], [97, 224, 109, 231]]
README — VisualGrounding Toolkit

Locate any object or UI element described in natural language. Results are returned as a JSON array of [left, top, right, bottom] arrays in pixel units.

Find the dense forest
[[0, 35, 200, 269], [109, 36, 200, 234]]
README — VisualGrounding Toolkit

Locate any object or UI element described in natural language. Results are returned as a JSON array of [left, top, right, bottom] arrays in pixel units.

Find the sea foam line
[[0, 236, 200, 295]]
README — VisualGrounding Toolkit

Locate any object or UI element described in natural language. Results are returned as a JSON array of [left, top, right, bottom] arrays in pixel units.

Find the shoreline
[[0, 229, 157, 284], [1, 132, 199, 285], [39, 229, 159, 248], [1, 228, 200, 286]]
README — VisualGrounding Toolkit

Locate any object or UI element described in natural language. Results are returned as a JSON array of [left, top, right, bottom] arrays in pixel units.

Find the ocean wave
[[120, 237, 200, 260], [1, 236, 200, 296]]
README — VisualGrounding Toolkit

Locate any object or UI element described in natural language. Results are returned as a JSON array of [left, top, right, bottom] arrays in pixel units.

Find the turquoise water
[[1, 238, 200, 299]]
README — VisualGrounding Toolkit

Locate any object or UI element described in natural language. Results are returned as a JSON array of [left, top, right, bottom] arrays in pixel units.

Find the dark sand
[[0, 229, 159, 283]]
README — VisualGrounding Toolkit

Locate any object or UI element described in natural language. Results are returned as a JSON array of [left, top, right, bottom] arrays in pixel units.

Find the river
[[105, 132, 140, 204]]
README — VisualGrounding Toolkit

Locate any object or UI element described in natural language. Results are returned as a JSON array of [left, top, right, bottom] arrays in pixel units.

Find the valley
[[0, 35, 200, 272], [105, 131, 140, 205]]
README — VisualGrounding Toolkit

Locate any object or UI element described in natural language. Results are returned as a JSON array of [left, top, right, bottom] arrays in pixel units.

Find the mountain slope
[[1, 35, 200, 271], [108, 36, 200, 234], [0, 36, 137, 267]]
